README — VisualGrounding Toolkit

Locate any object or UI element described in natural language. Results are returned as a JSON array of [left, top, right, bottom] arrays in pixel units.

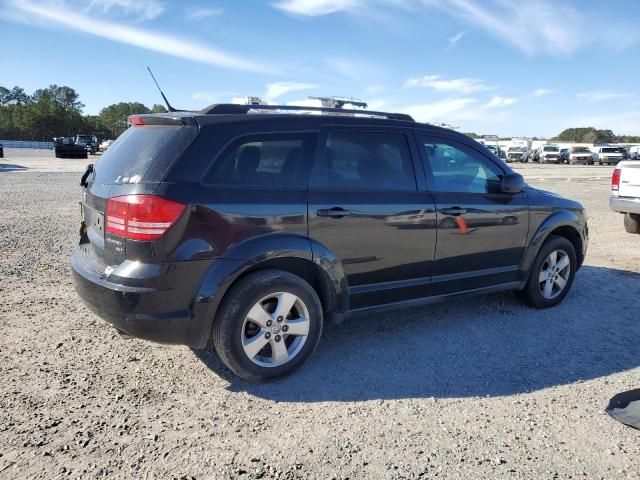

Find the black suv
[[71, 104, 588, 381]]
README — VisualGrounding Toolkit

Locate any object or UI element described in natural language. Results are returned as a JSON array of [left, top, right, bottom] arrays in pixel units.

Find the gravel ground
[[1, 157, 639, 479]]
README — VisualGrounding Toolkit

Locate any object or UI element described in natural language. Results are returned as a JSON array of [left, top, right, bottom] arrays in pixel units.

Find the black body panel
[[71, 112, 588, 348]]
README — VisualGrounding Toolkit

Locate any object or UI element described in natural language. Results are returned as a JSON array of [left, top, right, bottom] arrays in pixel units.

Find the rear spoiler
[[128, 114, 197, 127]]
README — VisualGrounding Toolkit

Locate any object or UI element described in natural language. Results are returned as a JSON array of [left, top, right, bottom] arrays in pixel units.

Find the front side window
[[420, 137, 503, 193], [312, 131, 416, 191], [203, 134, 312, 187]]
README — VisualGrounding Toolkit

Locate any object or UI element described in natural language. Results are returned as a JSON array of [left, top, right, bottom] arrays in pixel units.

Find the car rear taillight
[[611, 168, 621, 193], [106, 195, 185, 241]]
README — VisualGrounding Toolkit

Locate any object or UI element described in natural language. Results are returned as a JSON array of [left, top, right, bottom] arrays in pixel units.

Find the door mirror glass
[[501, 172, 525, 193]]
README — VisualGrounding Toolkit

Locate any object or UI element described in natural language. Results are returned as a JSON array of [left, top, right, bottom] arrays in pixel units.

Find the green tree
[[99, 102, 150, 138], [150, 104, 167, 113]]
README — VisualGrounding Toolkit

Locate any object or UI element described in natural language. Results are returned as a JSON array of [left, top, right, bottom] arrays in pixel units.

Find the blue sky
[[1, 0, 639, 137]]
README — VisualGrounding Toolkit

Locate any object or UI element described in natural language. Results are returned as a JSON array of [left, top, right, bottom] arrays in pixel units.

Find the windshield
[[509, 147, 526, 152], [543, 146, 559, 152], [603, 147, 619, 153], [573, 147, 590, 153]]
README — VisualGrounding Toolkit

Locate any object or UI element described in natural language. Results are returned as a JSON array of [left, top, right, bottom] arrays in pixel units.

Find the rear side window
[[312, 131, 416, 191], [203, 133, 314, 187], [94, 125, 196, 184]]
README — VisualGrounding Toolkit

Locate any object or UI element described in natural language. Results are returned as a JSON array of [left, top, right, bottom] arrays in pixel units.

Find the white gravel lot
[[1, 152, 639, 479]]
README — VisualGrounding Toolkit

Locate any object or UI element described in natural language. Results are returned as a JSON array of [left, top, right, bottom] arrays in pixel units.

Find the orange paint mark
[[455, 216, 468, 234]]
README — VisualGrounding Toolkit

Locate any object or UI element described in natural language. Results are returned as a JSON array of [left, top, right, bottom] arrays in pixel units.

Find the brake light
[[611, 168, 621, 192], [106, 195, 185, 241], [129, 115, 145, 126]]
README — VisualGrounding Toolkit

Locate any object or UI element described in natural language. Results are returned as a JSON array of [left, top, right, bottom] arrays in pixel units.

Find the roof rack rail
[[199, 103, 414, 122]]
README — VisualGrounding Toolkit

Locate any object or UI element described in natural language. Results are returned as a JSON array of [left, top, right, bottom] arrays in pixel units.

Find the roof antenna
[[146, 66, 176, 112]]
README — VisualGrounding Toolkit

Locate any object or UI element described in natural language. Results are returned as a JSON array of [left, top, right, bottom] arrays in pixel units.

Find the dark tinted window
[[420, 138, 503, 193], [94, 125, 196, 184], [313, 131, 416, 191], [203, 134, 311, 187]]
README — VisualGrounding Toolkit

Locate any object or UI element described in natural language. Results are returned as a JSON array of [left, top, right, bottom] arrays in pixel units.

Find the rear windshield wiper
[[80, 164, 94, 188]]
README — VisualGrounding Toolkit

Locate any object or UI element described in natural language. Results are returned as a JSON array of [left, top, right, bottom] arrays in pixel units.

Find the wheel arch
[[522, 211, 585, 275], [189, 233, 348, 348]]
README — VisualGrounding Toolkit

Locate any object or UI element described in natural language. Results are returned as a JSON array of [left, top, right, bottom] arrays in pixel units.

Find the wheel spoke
[[242, 332, 269, 359], [543, 280, 553, 298], [548, 251, 558, 267], [538, 268, 549, 283], [554, 275, 567, 290], [556, 255, 570, 272], [246, 303, 272, 328], [273, 292, 297, 320], [270, 339, 289, 366], [285, 317, 309, 336]]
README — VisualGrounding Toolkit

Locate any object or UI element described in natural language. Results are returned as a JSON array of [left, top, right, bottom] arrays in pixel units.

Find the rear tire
[[519, 235, 577, 309], [212, 269, 323, 381], [624, 213, 640, 234]]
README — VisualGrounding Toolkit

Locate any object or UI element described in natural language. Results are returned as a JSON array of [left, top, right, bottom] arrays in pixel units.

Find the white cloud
[[533, 88, 552, 97], [273, 0, 360, 16], [486, 96, 516, 108], [405, 75, 491, 94], [185, 7, 223, 21], [401, 98, 478, 123], [577, 91, 632, 102], [191, 92, 217, 104], [567, 111, 640, 136], [5, 0, 270, 73], [86, 0, 165, 21], [448, 31, 465, 47], [265, 82, 318, 100], [273, 0, 638, 56]]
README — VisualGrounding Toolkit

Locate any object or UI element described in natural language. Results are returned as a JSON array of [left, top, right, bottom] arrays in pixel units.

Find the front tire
[[212, 269, 323, 381], [519, 235, 577, 309], [624, 213, 640, 234]]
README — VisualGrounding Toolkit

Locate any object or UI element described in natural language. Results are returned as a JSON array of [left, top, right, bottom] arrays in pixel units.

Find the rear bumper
[[71, 244, 213, 348], [610, 196, 640, 214]]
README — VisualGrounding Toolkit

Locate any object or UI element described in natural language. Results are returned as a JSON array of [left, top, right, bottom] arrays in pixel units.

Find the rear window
[[93, 125, 196, 184]]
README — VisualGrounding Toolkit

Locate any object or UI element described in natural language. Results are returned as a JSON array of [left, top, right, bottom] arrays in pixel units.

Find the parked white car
[[592, 146, 623, 166], [535, 144, 561, 163], [610, 161, 640, 233], [567, 146, 595, 165]]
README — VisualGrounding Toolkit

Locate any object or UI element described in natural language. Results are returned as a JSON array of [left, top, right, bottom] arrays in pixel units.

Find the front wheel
[[212, 269, 323, 381], [519, 235, 577, 308]]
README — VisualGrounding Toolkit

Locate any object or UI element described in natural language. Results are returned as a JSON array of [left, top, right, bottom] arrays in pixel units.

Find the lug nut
[[275, 335, 281, 342], [266, 320, 272, 327], [282, 325, 289, 332], [265, 332, 271, 339], [277, 316, 283, 322]]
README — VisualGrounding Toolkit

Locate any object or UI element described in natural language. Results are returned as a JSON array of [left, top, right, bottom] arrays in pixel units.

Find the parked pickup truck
[[610, 161, 640, 233]]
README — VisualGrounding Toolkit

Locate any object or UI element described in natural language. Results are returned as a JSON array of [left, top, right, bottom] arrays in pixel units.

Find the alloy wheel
[[241, 292, 310, 367], [538, 249, 571, 300]]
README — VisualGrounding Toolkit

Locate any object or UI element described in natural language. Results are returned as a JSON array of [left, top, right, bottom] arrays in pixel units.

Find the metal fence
[[0, 140, 54, 149]]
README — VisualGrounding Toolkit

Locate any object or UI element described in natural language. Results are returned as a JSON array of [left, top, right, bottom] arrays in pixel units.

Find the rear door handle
[[317, 207, 352, 218], [441, 207, 467, 216]]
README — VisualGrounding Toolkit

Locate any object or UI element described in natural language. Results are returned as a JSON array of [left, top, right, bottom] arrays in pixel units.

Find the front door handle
[[441, 207, 467, 216], [317, 207, 352, 218]]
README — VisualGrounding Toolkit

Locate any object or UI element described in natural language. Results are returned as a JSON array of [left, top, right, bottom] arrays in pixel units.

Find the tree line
[[0, 84, 166, 141], [2, 84, 639, 144], [464, 128, 640, 144]]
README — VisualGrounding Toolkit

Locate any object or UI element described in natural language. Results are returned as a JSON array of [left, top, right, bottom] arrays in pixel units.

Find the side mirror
[[501, 172, 524, 194]]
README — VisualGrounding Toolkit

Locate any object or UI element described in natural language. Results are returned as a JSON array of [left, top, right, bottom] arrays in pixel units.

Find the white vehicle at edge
[[536, 144, 561, 163], [610, 161, 640, 233], [592, 145, 623, 166]]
